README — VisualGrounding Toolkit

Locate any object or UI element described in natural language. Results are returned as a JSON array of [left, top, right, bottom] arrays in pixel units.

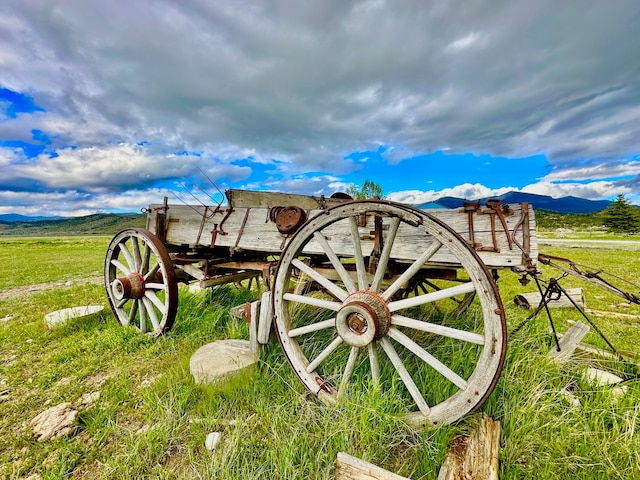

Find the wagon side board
[[146, 198, 537, 269]]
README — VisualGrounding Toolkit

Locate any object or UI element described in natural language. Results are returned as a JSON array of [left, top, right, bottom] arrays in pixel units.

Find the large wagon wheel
[[273, 201, 506, 426], [104, 228, 178, 336]]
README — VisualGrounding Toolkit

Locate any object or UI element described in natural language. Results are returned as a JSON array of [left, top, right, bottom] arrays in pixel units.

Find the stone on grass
[[30, 402, 78, 441], [77, 391, 100, 407], [44, 305, 103, 329], [583, 368, 627, 398], [190, 340, 256, 385], [205, 431, 222, 450]]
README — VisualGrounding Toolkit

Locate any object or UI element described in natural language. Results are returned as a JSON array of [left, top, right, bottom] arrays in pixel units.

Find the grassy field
[[1, 236, 640, 478]]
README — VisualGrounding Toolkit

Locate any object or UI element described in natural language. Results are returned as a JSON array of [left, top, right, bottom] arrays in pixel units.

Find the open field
[[1, 236, 640, 478]]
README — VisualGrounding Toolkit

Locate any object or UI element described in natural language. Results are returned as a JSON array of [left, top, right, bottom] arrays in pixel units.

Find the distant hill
[[0, 213, 65, 222], [0, 213, 146, 236], [421, 191, 611, 214]]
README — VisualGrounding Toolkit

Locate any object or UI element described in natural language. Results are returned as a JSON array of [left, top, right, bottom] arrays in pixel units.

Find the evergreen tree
[[602, 194, 640, 233], [346, 180, 384, 200]]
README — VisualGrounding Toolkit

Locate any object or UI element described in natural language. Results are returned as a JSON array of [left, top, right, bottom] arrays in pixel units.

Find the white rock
[[583, 368, 627, 399], [78, 391, 100, 407], [190, 340, 257, 385], [30, 403, 78, 441], [44, 305, 103, 328], [205, 431, 222, 450]]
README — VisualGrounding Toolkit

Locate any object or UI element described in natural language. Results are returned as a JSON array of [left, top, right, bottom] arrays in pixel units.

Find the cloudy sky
[[1, 0, 640, 217]]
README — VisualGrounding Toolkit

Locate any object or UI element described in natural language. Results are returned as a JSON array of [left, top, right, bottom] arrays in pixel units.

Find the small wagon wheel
[[272, 201, 506, 426], [104, 228, 178, 336]]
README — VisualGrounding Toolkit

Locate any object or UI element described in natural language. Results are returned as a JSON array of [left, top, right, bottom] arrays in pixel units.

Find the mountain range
[[0, 191, 614, 229], [417, 191, 612, 214]]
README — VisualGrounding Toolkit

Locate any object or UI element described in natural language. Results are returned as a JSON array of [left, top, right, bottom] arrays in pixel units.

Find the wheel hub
[[335, 292, 391, 347], [111, 272, 146, 300]]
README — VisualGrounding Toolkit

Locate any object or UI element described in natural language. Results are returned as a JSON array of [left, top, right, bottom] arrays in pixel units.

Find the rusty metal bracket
[[231, 208, 251, 255], [463, 200, 481, 248], [210, 207, 233, 247], [195, 206, 209, 246], [485, 199, 513, 250]]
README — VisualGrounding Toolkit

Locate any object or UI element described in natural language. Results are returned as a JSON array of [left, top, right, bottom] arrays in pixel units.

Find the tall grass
[[0, 238, 639, 478]]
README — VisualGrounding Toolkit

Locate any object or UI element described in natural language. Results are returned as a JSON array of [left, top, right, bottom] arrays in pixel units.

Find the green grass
[[1, 237, 640, 478]]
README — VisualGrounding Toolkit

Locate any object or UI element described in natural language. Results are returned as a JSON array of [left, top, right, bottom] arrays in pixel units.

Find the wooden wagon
[[104, 189, 538, 426]]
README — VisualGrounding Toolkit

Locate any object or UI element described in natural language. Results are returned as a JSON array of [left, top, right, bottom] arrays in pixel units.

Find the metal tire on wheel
[[104, 228, 178, 336], [273, 201, 506, 426]]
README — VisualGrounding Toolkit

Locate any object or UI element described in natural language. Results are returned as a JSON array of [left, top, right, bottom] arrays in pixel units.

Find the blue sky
[[1, 0, 639, 216]]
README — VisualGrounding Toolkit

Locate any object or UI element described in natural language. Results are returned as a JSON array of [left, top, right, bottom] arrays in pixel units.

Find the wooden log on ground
[[548, 321, 590, 362], [335, 452, 410, 480], [514, 287, 585, 309], [585, 309, 640, 321], [437, 415, 501, 480]]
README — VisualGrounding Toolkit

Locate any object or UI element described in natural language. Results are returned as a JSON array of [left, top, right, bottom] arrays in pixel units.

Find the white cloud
[[388, 183, 515, 205]]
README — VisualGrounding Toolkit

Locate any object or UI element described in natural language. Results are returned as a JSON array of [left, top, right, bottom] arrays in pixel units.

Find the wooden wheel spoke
[[283, 293, 342, 312], [381, 241, 443, 301], [119, 242, 136, 273], [138, 299, 147, 332], [132, 237, 142, 271], [387, 327, 468, 390], [388, 282, 476, 312], [145, 282, 166, 291], [292, 259, 348, 301], [380, 337, 430, 415], [141, 243, 150, 274], [144, 263, 160, 282], [145, 290, 167, 314], [349, 216, 369, 290], [288, 318, 336, 338], [339, 347, 360, 393], [368, 343, 380, 385], [117, 298, 129, 309], [305, 337, 343, 373], [111, 259, 131, 276], [142, 297, 160, 330], [371, 217, 401, 293], [392, 314, 485, 345], [125, 299, 138, 326], [313, 231, 357, 293]]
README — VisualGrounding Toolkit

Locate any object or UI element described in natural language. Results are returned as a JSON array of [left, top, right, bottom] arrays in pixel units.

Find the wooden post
[[547, 321, 590, 362], [335, 452, 411, 480], [437, 415, 501, 480]]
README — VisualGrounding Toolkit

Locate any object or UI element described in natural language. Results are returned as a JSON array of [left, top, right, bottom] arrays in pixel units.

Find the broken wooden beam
[[437, 415, 501, 480], [335, 452, 410, 480], [548, 321, 590, 362], [514, 287, 585, 309]]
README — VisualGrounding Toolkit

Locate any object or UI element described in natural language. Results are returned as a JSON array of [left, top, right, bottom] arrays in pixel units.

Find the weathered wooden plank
[[249, 300, 260, 355], [548, 321, 590, 362], [227, 188, 349, 209], [514, 287, 585, 309], [257, 291, 272, 344], [199, 271, 258, 288], [437, 415, 501, 480], [335, 452, 411, 480]]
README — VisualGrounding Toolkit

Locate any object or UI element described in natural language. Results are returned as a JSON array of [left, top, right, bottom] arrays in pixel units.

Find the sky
[[1, 0, 640, 217]]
